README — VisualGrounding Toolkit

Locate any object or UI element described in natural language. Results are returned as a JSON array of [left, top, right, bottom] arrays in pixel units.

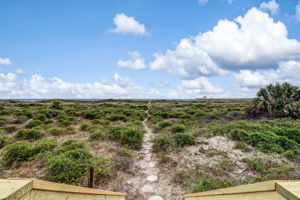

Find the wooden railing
[[0, 178, 125, 200], [184, 180, 300, 200]]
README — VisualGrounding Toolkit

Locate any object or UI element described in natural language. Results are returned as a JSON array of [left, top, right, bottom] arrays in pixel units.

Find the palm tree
[[255, 82, 300, 117]]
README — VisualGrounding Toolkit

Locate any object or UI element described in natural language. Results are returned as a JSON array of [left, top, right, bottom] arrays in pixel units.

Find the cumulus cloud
[[151, 80, 169, 88], [0, 58, 12, 66], [296, 1, 300, 22], [117, 51, 147, 70], [260, 0, 279, 15], [197, 0, 234, 5], [110, 13, 147, 36], [15, 69, 25, 74], [181, 77, 224, 94], [234, 60, 300, 87], [197, 0, 208, 5], [149, 8, 300, 78]]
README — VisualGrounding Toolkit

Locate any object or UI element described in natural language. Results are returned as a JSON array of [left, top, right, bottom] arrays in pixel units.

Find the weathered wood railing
[[0, 178, 125, 200], [184, 180, 300, 200]]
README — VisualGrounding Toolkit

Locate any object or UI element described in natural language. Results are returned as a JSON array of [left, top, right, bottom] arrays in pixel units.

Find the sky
[[0, 0, 300, 99]]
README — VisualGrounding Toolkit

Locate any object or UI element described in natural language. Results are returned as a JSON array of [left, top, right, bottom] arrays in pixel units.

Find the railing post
[[88, 165, 94, 188]]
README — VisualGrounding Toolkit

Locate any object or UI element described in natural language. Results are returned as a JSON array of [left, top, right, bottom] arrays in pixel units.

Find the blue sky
[[0, 0, 300, 99]]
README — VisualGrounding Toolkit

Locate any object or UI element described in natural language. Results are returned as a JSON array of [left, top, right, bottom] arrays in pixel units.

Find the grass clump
[[159, 121, 173, 129], [49, 128, 63, 136], [172, 133, 195, 147], [170, 124, 187, 133], [89, 132, 104, 141], [153, 137, 173, 152], [0, 136, 11, 148], [93, 157, 115, 185], [80, 123, 89, 131], [15, 129, 43, 140], [46, 140, 92, 184], [4, 126, 18, 134], [25, 120, 42, 128], [193, 178, 233, 192]]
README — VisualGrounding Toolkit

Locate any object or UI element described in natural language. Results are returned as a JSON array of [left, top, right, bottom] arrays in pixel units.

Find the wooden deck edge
[[0, 180, 33, 200], [184, 180, 276, 198], [6, 179, 125, 197], [276, 182, 300, 200]]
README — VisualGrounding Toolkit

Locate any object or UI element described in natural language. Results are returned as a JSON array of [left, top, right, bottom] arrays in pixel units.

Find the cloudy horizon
[[1, 0, 300, 99]]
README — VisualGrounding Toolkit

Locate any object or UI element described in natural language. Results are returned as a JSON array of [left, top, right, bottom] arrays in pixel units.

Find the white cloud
[[149, 8, 300, 78], [0, 58, 12, 66], [260, 0, 279, 15], [151, 80, 169, 88], [234, 60, 300, 87], [197, 0, 234, 5], [15, 69, 25, 74], [197, 0, 208, 5], [110, 13, 147, 36], [296, 1, 300, 22], [117, 51, 147, 70], [181, 77, 224, 94]]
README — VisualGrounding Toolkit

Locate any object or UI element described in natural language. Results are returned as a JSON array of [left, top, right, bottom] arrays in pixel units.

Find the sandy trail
[[124, 101, 165, 200]]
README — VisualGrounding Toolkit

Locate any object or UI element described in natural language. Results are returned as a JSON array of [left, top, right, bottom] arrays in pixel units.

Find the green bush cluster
[[153, 133, 195, 152], [25, 120, 42, 128], [1, 139, 56, 167], [89, 132, 103, 141], [49, 128, 63, 136], [46, 139, 92, 184], [107, 126, 143, 148], [193, 178, 233, 192], [170, 124, 187, 133], [15, 129, 43, 140], [0, 136, 11, 148]]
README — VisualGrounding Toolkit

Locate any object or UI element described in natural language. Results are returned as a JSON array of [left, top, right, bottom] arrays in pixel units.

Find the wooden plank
[[30, 190, 107, 200], [185, 181, 276, 197], [186, 191, 286, 200], [31, 179, 125, 196], [0, 179, 33, 200], [276, 181, 300, 200]]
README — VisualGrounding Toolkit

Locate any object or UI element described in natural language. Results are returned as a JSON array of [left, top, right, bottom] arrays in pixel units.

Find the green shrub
[[159, 121, 173, 129], [87, 125, 99, 133], [285, 101, 300, 118], [33, 139, 57, 154], [46, 155, 90, 184], [107, 126, 123, 140], [120, 127, 143, 148], [15, 116, 27, 124], [170, 124, 186, 133], [194, 178, 232, 192], [83, 111, 101, 119], [64, 126, 76, 135], [35, 113, 47, 121], [107, 114, 127, 121], [254, 82, 300, 118], [4, 126, 18, 133], [234, 142, 251, 152], [46, 141, 92, 184], [89, 132, 104, 141], [241, 158, 264, 173], [0, 118, 7, 125], [51, 101, 63, 110], [80, 123, 89, 131], [93, 157, 115, 184], [1, 141, 34, 166], [56, 140, 85, 154], [172, 133, 195, 147], [0, 136, 11, 148], [153, 137, 173, 152], [49, 128, 63, 136], [15, 129, 43, 140], [25, 120, 42, 128]]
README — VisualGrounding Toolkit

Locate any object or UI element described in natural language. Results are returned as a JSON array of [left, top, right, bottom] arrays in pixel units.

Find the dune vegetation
[[0, 83, 299, 200]]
